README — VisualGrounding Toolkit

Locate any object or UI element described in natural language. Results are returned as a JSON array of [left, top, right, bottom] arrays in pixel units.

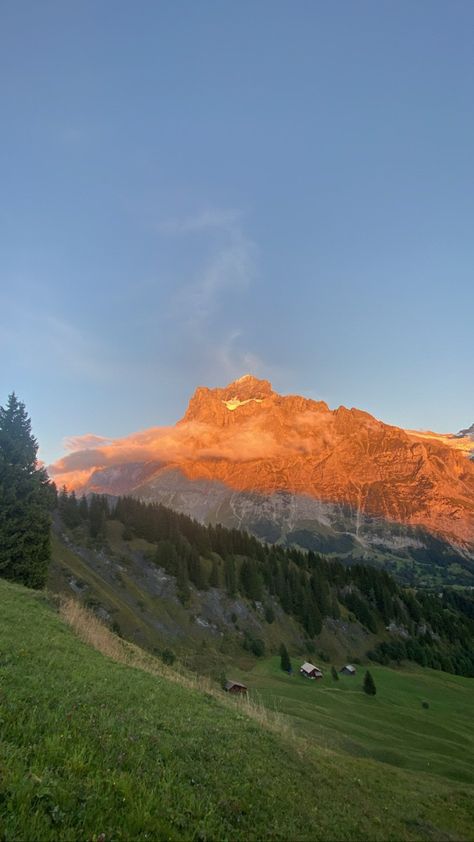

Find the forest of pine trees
[[57, 491, 474, 677]]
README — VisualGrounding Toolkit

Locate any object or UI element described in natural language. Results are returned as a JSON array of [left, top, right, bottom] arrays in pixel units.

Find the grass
[[1, 579, 474, 841], [234, 657, 474, 784]]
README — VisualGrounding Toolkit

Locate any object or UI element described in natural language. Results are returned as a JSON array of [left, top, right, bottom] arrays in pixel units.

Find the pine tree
[[363, 669, 377, 696], [279, 643, 292, 672], [0, 393, 53, 588], [224, 555, 237, 597], [240, 559, 263, 601], [176, 556, 190, 604], [209, 558, 220, 588], [88, 495, 106, 540], [79, 494, 89, 520], [331, 665, 339, 681]]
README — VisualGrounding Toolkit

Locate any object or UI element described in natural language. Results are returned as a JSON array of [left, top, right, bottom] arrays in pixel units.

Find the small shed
[[340, 664, 356, 676], [299, 662, 323, 679], [225, 680, 248, 694]]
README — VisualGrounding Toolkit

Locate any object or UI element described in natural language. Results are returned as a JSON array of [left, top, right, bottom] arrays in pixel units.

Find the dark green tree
[[78, 494, 89, 521], [58, 487, 81, 529], [224, 555, 237, 597], [279, 643, 292, 672], [176, 556, 190, 604], [0, 393, 53, 588], [331, 665, 339, 681], [209, 558, 220, 588], [240, 559, 263, 601], [363, 669, 376, 696], [264, 603, 275, 623], [88, 495, 106, 540]]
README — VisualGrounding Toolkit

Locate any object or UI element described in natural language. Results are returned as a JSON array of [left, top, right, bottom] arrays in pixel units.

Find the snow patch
[[222, 397, 264, 411]]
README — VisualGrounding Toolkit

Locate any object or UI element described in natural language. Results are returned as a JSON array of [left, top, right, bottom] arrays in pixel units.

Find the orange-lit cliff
[[50, 376, 474, 559]]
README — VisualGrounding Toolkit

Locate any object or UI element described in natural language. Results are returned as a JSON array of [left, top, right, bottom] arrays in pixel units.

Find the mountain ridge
[[49, 376, 474, 575]]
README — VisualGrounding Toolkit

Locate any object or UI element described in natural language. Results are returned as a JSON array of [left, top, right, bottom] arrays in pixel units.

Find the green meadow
[[235, 658, 474, 784], [1, 578, 473, 841]]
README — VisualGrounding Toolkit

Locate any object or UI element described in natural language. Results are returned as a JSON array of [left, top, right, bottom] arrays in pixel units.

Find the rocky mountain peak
[[222, 374, 274, 400], [181, 374, 275, 424]]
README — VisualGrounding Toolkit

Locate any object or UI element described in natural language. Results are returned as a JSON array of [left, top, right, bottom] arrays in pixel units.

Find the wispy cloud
[[155, 206, 269, 386], [63, 433, 113, 452], [212, 330, 266, 382], [170, 207, 258, 330]]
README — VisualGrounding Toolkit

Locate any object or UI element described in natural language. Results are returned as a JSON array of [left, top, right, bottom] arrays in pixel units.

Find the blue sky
[[1, 1, 473, 464]]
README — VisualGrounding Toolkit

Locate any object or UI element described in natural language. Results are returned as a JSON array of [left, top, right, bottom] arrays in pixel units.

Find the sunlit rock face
[[50, 376, 474, 565]]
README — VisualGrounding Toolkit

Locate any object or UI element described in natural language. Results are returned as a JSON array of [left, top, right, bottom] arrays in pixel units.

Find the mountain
[[50, 376, 474, 581], [457, 422, 474, 440]]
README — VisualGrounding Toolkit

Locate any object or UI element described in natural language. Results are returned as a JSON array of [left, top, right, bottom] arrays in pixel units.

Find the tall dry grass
[[59, 597, 292, 740]]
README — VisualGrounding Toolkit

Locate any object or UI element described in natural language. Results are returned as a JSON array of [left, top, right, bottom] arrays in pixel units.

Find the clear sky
[[1, 1, 473, 464]]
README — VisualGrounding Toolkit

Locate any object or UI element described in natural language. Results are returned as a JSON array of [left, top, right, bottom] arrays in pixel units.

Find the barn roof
[[300, 662, 322, 673], [225, 680, 247, 690], [342, 664, 356, 672]]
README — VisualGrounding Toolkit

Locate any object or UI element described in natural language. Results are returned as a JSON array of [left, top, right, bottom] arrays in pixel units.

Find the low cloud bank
[[48, 415, 327, 491]]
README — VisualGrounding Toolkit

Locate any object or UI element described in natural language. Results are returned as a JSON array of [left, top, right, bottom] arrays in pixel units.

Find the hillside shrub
[[243, 632, 265, 657], [161, 648, 176, 666], [264, 604, 275, 623]]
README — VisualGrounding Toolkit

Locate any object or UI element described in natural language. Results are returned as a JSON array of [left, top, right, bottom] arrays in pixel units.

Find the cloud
[[48, 406, 326, 491], [211, 331, 267, 382], [63, 433, 114, 452], [171, 208, 258, 330], [154, 205, 276, 390]]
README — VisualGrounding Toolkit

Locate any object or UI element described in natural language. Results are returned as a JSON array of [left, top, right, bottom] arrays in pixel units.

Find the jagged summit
[[181, 375, 275, 424], [223, 374, 274, 399]]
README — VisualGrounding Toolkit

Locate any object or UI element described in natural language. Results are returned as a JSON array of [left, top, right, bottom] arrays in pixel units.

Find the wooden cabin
[[224, 680, 248, 694], [299, 662, 323, 679], [340, 664, 356, 676]]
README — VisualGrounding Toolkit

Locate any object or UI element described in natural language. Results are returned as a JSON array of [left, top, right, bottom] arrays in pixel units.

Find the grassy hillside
[[1, 579, 474, 841], [234, 658, 474, 784]]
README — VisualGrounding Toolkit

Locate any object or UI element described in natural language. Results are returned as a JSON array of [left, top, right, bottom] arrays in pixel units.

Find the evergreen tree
[[176, 556, 190, 604], [58, 487, 81, 529], [240, 559, 263, 601], [209, 558, 220, 588], [224, 555, 237, 597], [188, 550, 206, 590], [78, 494, 89, 520], [363, 669, 377, 696], [88, 495, 106, 540], [279, 642, 292, 672], [331, 665, 339, 681], [0, 393, 53, 588]]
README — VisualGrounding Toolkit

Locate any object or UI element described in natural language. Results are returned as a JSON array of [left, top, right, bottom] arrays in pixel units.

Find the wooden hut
[[340, 664, 356, 676], [224, 680, 248, 694], [299, 662, 323, 679]]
